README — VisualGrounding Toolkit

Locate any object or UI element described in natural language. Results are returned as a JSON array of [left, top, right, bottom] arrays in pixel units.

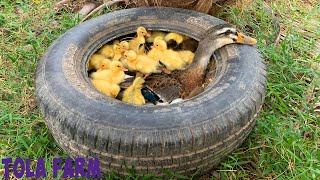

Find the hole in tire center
[[86, 29, 217, 105]]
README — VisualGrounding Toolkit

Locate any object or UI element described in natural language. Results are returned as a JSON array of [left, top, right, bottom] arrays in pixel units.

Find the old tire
[[36, 7, 266, 176]]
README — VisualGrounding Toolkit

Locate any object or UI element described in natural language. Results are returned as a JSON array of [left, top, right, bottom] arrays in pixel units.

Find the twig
[[82, 0, 125, 22]]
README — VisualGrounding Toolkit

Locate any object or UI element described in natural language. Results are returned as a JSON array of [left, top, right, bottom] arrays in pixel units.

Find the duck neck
[[191, 38, 233, 68]]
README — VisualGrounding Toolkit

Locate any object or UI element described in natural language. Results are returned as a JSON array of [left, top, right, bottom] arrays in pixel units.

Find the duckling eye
[[232, 38, 236, 41]]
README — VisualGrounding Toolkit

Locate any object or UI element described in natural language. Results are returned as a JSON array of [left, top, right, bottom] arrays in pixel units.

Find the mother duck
[[144, 24, 257, 102]]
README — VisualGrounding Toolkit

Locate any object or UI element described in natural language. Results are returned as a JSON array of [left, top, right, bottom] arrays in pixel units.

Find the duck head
[[124, 50, 137, 62], [151, 39, 167, 51], [193, 24, 257, 66], [113, 44, 123, 54], [97, 59, 110, 71], [110, 61, 127, 73], [137, 27, 151, 38], [120, 41, 129, 51]]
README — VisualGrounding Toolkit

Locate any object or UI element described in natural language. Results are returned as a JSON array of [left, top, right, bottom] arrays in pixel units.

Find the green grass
[[1, 0, 319, 179]]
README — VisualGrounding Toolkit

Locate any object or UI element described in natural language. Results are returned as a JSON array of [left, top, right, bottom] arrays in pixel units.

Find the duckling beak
[[146, 33, 151, 38], [237, 32, 257, 45], [122, 67, 128, 72], [97, 68, 103, 72], [151, 45, 155, 49]]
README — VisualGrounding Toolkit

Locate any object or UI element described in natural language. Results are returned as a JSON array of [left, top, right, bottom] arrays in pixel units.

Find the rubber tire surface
[[36, 7, 266, 176]]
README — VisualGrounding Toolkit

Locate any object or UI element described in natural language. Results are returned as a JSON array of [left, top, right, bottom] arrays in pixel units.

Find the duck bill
[[151, 45, 155, 49], [145, 33, 151, 38], [122, 67, 128, 72], [237, 33, 257, 45]]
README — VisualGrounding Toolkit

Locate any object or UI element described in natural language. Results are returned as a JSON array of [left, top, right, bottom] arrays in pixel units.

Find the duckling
[[119, 41, 129, 51], [118, 41, 130, 68], [122, 77, 146, 105], [129, 26, 151, 55], [145, 24, 257, 100], [123, 50, 161, 77], [112, 44, 124, 61], [164, 32, 184, 45], [151, 39, 187, 71], [90, 79, 120, 98], [90, 61, 126, 84], [177, 50, 195, 64], [98, 39, 120, 58], [147, 36, 164, 62], [146, 31, 167, 43], [87, 54, 112, 71]]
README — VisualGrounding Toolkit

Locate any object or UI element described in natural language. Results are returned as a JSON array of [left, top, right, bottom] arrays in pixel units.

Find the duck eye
[[232, 38, 236, 41], [225, 30, 231, 34]]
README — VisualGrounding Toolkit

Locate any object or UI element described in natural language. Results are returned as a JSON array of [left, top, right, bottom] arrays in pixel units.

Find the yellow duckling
[[90, 79, 120, 98], [146, 31, 167, 43], [147, 36, 164, 62], [90, 61, 127, 84], [150, 39, 187, 71], [177, 50, 195, 64], [164, 32, 189, 45], [120, 41, 129, 51], [98, 39, 120, 58], [112, 44, 124, 61], [87, 54, 112, 71], [122, 77, 145, 105], [124, 50, 161, 76], [129, 26, 151, 55], [118, 41, 130, 68]]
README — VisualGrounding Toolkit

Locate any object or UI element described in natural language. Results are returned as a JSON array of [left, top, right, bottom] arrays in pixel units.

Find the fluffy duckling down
[[164, 32, 190, 45], [177, 50, 195, 64], [146, 31, 167, 43], [90, 79, 120, 98], [98, 39, 120, 58], [87, 54, 111, 71], [147, 36, 164, 62], [129, 26, 151, 55], [124, 50, 161, 76], [111, 41, 130, 62], [90, 61, 127, 85], [122, 77, 146, 105], [150, 39, 187, 71]]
